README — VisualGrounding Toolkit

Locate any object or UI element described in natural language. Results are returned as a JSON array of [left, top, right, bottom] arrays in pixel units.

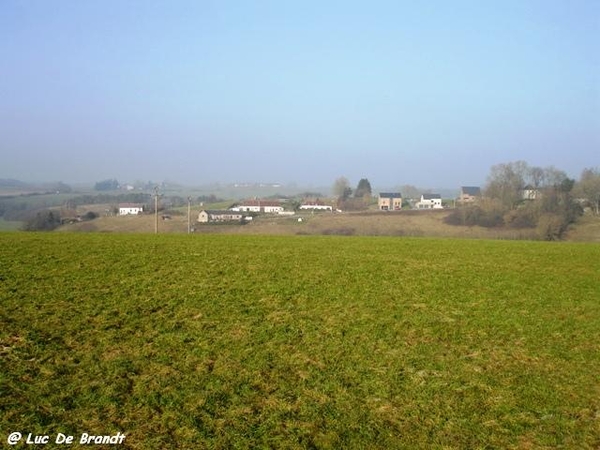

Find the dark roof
[[461, 186, 481, 196], [379, 192, 402, 198], [422, 193, 441, 200]]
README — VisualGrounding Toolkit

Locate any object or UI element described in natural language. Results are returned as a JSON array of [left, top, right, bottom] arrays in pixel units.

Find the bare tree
[[332, 177, 352, 200], [542, 166, 568, 189], [578, 168, 600, 215], [484, 161, 528, 209], [528, 166, 545, 189], [399, 185, 421, 200]]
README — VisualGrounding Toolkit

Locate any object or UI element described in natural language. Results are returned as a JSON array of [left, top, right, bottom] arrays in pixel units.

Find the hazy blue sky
[[1, 0, 598, 188]]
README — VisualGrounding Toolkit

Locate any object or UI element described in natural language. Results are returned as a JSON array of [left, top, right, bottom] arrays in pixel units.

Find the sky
[[1, 0, 598, 189]]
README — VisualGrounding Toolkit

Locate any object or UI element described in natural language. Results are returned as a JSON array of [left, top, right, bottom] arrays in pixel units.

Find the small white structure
[[231, 200, 284, 214], [299, 204, 333, 211], [119, 204, 144, 215], [521, 185, 540, 200], [263, 205, 285, 214], [198, 210, 245, 223], [416, 194, 443, 209]]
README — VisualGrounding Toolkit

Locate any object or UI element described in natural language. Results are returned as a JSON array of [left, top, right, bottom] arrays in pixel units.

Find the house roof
[[238, 199, 281, 207], [301, 198, 330, 205], [461, 186, 481, 196], [201, 209, 244, 215], [379, 192, 402, 198], [300, 204, 332, 208], [422, 193, 441, 200], [119, 203, 144, 208]]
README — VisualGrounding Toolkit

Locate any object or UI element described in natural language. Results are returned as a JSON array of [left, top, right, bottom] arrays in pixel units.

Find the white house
[[416, 194, 443, 209], [521, 185, 540, 200], [198, 210, 245, 223], [263, 205, 285, 214], [299, 203, 333, 211], [230, 200, 284, 214], [118, 204, 144, 215]]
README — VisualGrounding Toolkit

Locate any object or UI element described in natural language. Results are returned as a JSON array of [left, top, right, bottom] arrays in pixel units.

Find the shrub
[[82, 211, 99, 221], [337, 198, 368, 211], [22, 210, 61, 231], [537, 213, 566, 241], [445, 206, 479, 226], [504, 208, 537, 228]]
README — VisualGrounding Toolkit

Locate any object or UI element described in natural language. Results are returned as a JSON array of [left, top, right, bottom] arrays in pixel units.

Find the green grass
[[1, 233, 599, 449]]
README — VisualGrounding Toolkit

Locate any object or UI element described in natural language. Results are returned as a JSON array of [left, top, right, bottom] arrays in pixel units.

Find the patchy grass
[[564, 214, 600, 242], [62, 209, 547, 240], [1, 233, 599, 449]]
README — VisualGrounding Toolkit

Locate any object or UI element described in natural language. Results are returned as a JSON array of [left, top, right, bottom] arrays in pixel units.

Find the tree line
[[446, 162, 600, 240], [332, 177, 373, 210]]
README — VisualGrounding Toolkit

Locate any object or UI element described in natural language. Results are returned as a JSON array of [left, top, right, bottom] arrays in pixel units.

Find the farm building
[[118, 204, 144, 215], [416, 194, 443, 209], [458, 186, 481, 203], [230, 200, 284, 214], [299, 203, 333, 211], [378, 193, 402, 211], [198, 210, 245, 223]]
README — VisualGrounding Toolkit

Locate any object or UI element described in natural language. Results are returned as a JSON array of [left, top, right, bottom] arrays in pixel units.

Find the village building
[[521, 185, 541, 200], [118, 204, 144, 215], [416, 194, 443, 209], [378, 192, 402, 211], [299, 201, 333, 211], [197, 210, 245, 223], [458, 186, 481, 203], [230, 200, 284, 214]]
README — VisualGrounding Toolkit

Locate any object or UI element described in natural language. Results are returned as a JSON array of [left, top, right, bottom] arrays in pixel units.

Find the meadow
[[1, 233, 599, 449]]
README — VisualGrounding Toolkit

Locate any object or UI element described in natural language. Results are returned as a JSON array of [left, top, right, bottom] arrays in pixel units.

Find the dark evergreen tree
[[354, 178, 372, 198]]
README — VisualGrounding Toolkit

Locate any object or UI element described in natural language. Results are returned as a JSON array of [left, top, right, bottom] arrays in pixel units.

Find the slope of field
[[564, 214, 600, 242], [1, 233, 599, 449]]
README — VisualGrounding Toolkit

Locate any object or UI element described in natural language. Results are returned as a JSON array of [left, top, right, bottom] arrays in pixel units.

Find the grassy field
[[1, 233, 599, 449]]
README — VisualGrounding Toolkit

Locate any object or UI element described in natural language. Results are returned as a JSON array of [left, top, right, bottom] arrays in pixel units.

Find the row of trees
[[447, 162, 600, 239], [332, 177, 373, 210], [579, 168, 600, 215]]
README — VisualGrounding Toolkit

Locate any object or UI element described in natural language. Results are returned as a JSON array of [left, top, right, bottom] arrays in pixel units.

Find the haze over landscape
[[1, 1, 598, 188]]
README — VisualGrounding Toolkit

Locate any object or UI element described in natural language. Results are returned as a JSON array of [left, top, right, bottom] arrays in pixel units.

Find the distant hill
[[0, 179, 73, 195], [0, 179, 30, 188]]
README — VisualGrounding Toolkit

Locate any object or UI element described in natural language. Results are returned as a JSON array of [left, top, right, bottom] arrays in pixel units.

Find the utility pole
[[154, 186, 159, 234], [187, 196, 192, 234]]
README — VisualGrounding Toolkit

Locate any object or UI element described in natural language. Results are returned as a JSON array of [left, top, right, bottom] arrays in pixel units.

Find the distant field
[[60, 209, 561, 240], [0, 219, 22, 231], [1, 233, 599, 449]]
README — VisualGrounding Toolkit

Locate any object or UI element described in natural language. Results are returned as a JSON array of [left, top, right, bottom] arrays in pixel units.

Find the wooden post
[[187, 196, 192, 234], [154, 186, 159, 234]]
